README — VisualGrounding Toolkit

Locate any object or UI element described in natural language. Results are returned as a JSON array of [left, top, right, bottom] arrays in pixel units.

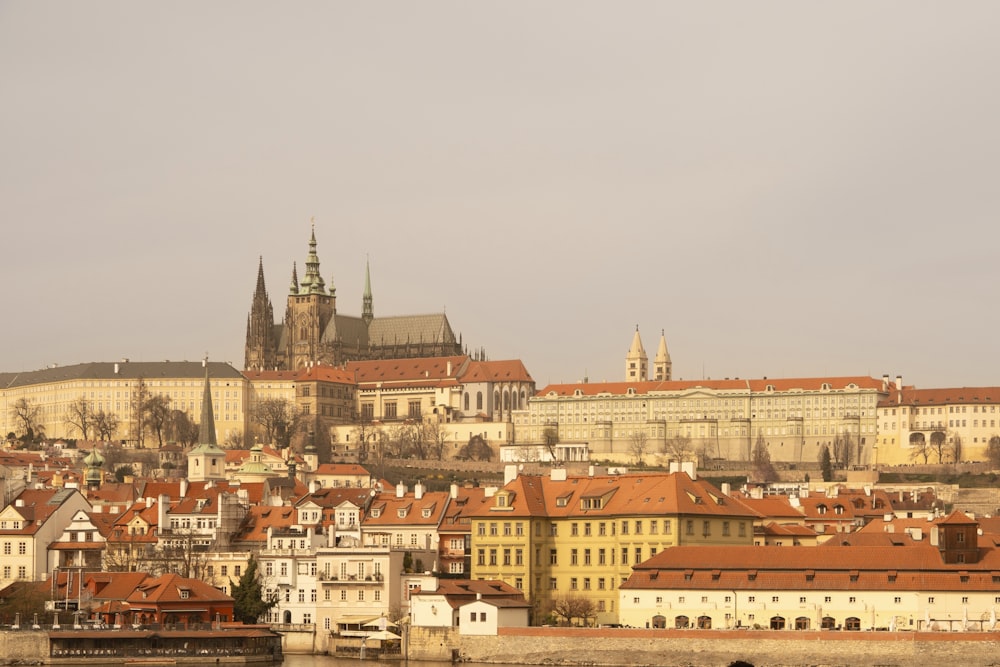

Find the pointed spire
[[199, 360, 218, 446], [255, 255, 267, 296], [654, 329, 672, 381], [289, 262, 299, 295], [302, 220, 326, 294], [362, 256, 374, 327], [626, 326, 648, 381]]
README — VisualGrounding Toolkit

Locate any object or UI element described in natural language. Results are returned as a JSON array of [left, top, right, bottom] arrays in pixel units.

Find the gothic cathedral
[[244, 226, 464, 371]]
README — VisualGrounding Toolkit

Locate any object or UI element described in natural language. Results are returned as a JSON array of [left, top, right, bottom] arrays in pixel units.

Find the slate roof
[[0, 361, 243, 387]]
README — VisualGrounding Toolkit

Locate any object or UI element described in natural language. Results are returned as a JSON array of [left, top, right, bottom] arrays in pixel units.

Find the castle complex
[[245, 225, 465, 371]]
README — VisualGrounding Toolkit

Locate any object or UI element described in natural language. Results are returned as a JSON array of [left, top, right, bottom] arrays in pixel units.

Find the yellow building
[[0, 361, 248, 446], [468, 466, 757, 626], [875, 381, 1000, 466]]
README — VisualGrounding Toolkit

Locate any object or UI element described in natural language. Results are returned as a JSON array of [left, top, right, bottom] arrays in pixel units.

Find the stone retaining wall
[[407, 626, 1000, 667]]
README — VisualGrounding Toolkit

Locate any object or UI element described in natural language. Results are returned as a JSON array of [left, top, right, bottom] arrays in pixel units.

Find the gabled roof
[[126, 573, 233, 605], [365, 491, 450, 528], [294, 364, 356, 384], [233, 506, 298, 544], [471, 472, 758, 520], [347, 356, 468, 387]]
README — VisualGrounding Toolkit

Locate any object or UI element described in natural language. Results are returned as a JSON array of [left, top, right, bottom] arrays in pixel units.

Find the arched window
[[697, 615, 712, 629], [476, 392, 483, 410], [651, 615, 666, 629], [821, 616, 836, 630], [795, 616, 810, 630], [494, 391, 500, 409], [464, 393, 470, 411], [845, 616, 861, 631], [674, 615, 689, 629], [503, 390, 510, 411], [770, 616, 785, 630]]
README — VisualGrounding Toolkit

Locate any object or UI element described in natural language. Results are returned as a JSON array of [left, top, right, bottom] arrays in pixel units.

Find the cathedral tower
[[285, 224, 336, 370], [626, 326, 648, 382], [653, 330, 672, 381], [245, 257, 277, 371]]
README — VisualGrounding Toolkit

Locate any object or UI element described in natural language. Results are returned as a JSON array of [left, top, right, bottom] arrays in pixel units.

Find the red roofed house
[[0, 487, 91, 587]]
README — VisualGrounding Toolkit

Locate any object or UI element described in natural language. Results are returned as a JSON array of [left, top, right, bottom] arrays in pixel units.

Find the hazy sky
[[2, 2, 999, 389]]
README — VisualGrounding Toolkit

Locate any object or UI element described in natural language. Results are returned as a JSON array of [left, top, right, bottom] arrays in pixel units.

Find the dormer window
[[371, 508, 381, 518], [817, 504, 827, 515], [397, 508, 407, 518], [422, 508, 432, 519], [834, 505, 844, 515], [179, 589, 190, 599]]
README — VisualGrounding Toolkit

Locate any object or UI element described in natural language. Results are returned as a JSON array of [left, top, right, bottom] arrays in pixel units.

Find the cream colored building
[[0, 487, 91, 586], [620, 512, 999, 632], [513, 376, 889, 466], [0, 361, 248, 446], [875, 381, 1000, 466]]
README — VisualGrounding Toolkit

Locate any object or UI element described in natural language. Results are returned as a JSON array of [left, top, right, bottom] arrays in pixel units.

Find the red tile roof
[[536, 376, 885, 397]]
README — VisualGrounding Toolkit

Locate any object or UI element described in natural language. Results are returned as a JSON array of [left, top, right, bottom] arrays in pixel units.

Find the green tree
[[230, 556, 277, 624], [820, 445, 834, 482]]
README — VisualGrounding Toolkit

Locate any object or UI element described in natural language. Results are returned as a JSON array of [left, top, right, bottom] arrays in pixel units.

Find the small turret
[[362, 257, 374, 327], [625, 325, 648, 381]]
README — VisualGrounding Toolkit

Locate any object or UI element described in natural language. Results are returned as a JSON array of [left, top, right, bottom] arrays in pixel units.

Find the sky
[[2, 2, 999, 390]]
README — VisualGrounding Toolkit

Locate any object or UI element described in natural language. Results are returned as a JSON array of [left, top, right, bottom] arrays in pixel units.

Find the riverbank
[[409, 626, 1000, 667]]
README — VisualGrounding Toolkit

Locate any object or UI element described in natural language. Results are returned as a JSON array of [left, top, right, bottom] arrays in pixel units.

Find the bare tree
[[930, 431, 948, 464], [385, 423, 413, 458], [422, 421, 449, 460], [224, 429, 246, 448], [909, 434, 932, 464], [11, 398, 42, 441], [551, 594, 597, 627], [542, 426, 560, 461], [140, 395, 172, 448], [660, 434, 693, 463], [628, 430, 649, 466], [987, 435, 1000, 469], [408, 421, 429, 459], [251, 397, 296, 447], [832, 431, 855, 469], [92, 410, 120, 442], [352, 419, 383, 466], [64, 395, 95, 440]]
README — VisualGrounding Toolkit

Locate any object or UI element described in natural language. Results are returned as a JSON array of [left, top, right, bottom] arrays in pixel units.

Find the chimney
[[309, 480, 318, 494], [882, 374, 889, 392], [396, 482, 406, 498], [180, 478, 189, 498], [447, 361, 452, 376], [450, 483, 459, 499], [721, 482, 731, 496], [414, 481, 425, 500], [114, 363, 120, 374], [681, 461, 696, 479], [550, 468, 567, 482], [895, 375, 902, 391], [145, 497, 153, 508], [669, 461, 680, 474], [504, 464, 519, 485], [157, 494, 170, 536]]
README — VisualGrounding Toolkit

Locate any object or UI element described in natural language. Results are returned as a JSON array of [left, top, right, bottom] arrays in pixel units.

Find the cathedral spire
[[199, 360, 218, 446], [255, 255, 267, 296], [362, 256, 374, 327], [289, 262, 299, 295], [302, 220, 326, 294]]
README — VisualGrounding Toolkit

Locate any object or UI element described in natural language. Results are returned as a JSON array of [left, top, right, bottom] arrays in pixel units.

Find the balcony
[[317, 573, 384, 584]]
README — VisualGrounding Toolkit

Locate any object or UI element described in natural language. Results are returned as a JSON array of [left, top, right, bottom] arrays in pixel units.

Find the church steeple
[[625, 325, 648, 382], [199, 361, 217, 446], [362, 257, 374, 327], [653, 329, 672, 381]]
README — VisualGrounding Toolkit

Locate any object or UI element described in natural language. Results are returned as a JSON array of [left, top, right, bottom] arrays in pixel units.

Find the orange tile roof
[[347, 356, 468, 386], [365, 491, 451, 528], [878, 386, 1000, 408], [294, 364, 356, 384], [472, 472, 759, 520], [459, 359, 533, 383]]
